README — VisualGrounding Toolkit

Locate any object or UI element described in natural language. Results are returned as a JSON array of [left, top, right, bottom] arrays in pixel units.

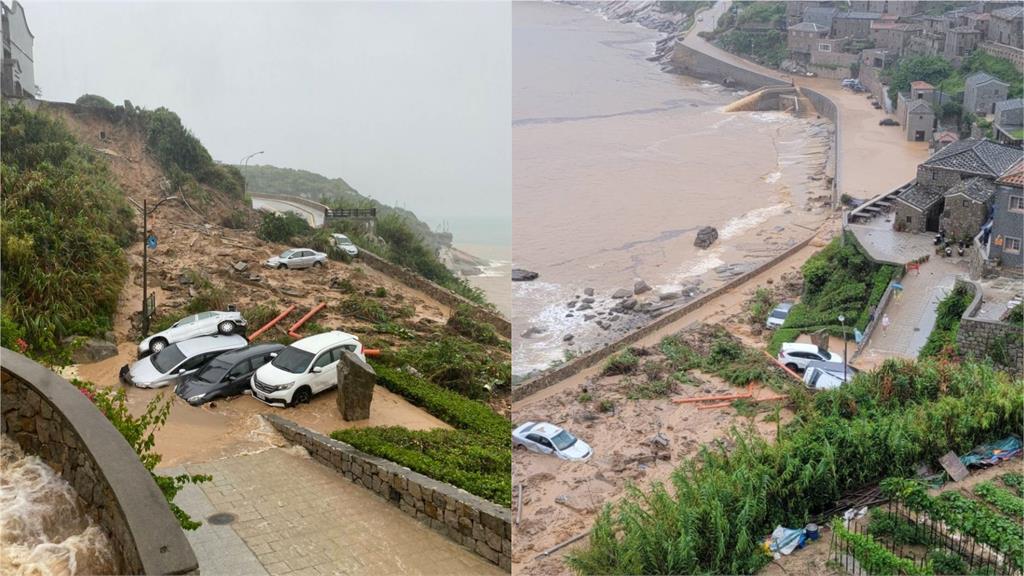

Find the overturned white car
[[138, 310, 247, 356]]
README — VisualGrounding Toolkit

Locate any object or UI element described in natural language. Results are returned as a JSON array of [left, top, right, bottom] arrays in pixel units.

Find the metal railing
[[324, 208, 377, 219]]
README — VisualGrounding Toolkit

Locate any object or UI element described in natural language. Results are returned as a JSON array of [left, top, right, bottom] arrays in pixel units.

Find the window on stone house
[[1010, 196, 1024, 212], [906, 215, 912, 224], [1006, 236, 1022, 254], [963, 199, 969, 207]]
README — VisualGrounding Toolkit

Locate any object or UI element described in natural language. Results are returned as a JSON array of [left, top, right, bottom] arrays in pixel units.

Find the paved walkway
[[164, 448, 502, 576], [252, 197, 325, 228], [849, 222, 935, 265], [857, 256, 967, 365]]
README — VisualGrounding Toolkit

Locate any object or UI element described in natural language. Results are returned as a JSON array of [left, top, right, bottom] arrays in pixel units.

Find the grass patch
[[383, 336, 510, 399], [919, 283, 973, 359], [603, 349, 640, 376], [332, 365, 510, 506], [447, 304, 505, 347]]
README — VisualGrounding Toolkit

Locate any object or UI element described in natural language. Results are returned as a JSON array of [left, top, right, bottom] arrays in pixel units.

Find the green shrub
[[1, 105, 135, 364], [137, 107, 243, 198], [1006, 303, 1023, 326], [867, 508, 935, 546], [919, 284, 973, 359], [1002, 472, 1024, 496], [597, 399, 615, 413], [974, 482, 1024, 520], [184, 273, 230, 314], [603, 349, 639, 376], [385, 336, 510, 399], [447, 304, 504, 347], [339, 295, 390, 323], [257, 211, 312, 244], [75, 94, 115, 109], [831, 519, 930, 576]]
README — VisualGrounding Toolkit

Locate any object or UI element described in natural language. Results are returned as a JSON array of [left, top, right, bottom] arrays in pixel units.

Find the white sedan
[[512, 421, 592, 461], [264, 248, 327, 270], [138, 310, 247, 356]]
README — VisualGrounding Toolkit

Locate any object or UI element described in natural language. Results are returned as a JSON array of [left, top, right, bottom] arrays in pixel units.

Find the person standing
[[882, 314, 891, 332]]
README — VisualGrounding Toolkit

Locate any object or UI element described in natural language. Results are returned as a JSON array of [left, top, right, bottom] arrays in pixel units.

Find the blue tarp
[[960, 435, 1022, 468]]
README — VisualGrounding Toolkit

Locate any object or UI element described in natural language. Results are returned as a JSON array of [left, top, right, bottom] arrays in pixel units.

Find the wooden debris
[[673, 392, 752, 404]]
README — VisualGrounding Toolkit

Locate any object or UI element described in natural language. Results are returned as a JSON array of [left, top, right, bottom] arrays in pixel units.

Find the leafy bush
[[184, 272, 230, 314], [447, 304, 504, 347], [1, 105, 135, 364], [883, 56, 954, 101], [385, 336, 510, 398], [257, 211, 312, 244], [718, 30, 788, 68], [332, 365, 510, 506], [867, 508, 936, 546], [919, 284, 973, 359], [569, 359, 1022, 575], [75, 94, 115, 109], [72, 381, 210, 529], [832, 519, 930, 575], [137, 107, 243, 198], [603, 349, 639, 376], [1002, 472, 1024, 496], [974, 482, 1024, 520]]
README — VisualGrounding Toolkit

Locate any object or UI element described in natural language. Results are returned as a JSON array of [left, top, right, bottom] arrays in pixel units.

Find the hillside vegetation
[[0, 104, 135, 363]]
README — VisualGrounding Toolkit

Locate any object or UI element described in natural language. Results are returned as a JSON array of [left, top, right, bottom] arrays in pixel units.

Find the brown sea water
[[512, 2, 832, 377]]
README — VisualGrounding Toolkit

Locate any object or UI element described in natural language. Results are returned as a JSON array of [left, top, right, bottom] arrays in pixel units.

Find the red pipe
[[288, 302, 327, 338], [363, 348, 381, 357], [247, 305, 297, 342]]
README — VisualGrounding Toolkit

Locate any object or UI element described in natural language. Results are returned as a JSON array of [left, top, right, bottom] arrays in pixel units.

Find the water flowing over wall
[[0, 348, 199, 575]]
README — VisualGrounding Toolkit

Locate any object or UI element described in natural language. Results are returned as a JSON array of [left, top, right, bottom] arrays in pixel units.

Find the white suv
[[250, 331, 364, 407], [777, 342, 843, 372]]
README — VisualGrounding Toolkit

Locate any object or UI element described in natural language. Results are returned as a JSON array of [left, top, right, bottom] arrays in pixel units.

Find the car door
[[176, 351, 217, 378], [525, 433, 554, 455], [225, 359, 255, 396], [192, 312, 217, 338], [167, 314, 198, 341], [307, 348, 338, 393], [291, 250, 309, 269]]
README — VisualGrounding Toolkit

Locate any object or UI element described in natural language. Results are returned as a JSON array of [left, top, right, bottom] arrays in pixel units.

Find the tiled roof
[[965, 71, 1008, 88], [907, 99, 934, 114], [911, 81, 934, 90], [897, 184, 942, 210], [944, 177, 995, 203], [933, 131, 959, 143], [995, 99, 1024, 114], [836, 11, 882, 20], [803, 7, 837, 28], [996, 159, 1024, 188], [923, 138, 1023, 177], [790, 22, 828, 32], [991, 6, 1024, 20]]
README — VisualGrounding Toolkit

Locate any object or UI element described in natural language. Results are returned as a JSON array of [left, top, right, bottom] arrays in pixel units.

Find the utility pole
[[241, 151, 264, 198], [838, 314, 848, 383], [136, 196, 179, 337]]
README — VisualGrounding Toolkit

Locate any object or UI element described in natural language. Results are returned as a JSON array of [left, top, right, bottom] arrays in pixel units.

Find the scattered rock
[[694, 226, 719, 249], [280, 287, 306, 298], [232, 261, 249, 272], [584, 287, 595, 297], [64, 337, 118, 364], [620, 297, 638, 310], [103, 331, 117, 344], [563, 334, 574, 342], [178, 273, 194, 285], [336, 350, 376, 421], [658, 290, 681, 301], [584, 314, 596, 321], [611, 288, 632, 299], [581, 297, 595, 304], [634, 280, 651, 295], [521, 326, 547, 338], [576, 302, 593, 311], [512, 269, 539, 282], [596, 320, 611, 330]]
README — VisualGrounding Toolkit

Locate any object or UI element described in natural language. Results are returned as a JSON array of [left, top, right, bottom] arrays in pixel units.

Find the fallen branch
[[536, 531, 590, 559], [673, 392, 752, 404]]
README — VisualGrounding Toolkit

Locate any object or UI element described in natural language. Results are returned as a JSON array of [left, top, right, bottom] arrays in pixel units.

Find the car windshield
[[337, 237, 352, 245], [770, 309, 788, 319], [817, 346, 831, 358], [279, 249, 296, 259], [194, 359, 230, 384], [151, 345, 186, 373], [271, 346, 315, 374], [550, 430, 577, 451]]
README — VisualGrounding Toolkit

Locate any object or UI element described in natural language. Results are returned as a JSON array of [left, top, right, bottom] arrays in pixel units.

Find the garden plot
[[512, 325, 798, 576]]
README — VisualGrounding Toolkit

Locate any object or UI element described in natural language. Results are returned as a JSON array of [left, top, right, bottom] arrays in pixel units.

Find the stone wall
[[513, 235, 815, 402], [669, 43, 790, 91], [954, 279, 1023, 375], [0, 349, 198, 575], [356, 247, 511, 338], [264, 415, 511, 571]]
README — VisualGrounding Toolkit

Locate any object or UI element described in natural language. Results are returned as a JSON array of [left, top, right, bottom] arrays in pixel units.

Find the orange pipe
[[764, 350, 804, 383], [698, 401, 734, 410], [247, 305, 297, 342], [288, 302, 327, 338], [673, 393, 752, 404], [363, 348, 381, 357]]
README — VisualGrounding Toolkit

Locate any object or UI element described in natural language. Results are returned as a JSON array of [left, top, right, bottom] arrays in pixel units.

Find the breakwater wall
[[669, 43, 789, 91], [1, 349, 199, 575]]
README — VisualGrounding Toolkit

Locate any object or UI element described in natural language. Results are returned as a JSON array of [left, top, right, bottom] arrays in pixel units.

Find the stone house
[[832, 12, 882, 39], [963, 72, 1009, 115], [1, 0, 35, 98], [906, 31, 944, 58], [850, 1, 918, 18], [787, 22, 829, 61], [809, 39, 858, 78], [895, 138, 1022, 233], [993, 99, 1023, 145], [802, 6, 839, 31], [943, 26, 982, 61], [940, 177, 995, 241], [984, 160, 1024, 270], [896, 85, 936, 142], [870, 21, 923, 56], [987, 5, 1023, 49], [785, 2, 836, 27]]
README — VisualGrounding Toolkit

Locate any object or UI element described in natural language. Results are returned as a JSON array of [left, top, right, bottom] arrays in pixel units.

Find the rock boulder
[[694, 226, 718, 249], [336, 351, 376, 421], [512, 269, 539, 282], [64, 337, 118, 364]]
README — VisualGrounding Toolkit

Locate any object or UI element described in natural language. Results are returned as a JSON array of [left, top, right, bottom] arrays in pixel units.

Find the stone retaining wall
[[357, 248, 511, 338], [0, 348, 198, 575], [513, 235, 815, 402], [264, 414, 512, 571], [669, 43, 790, 91], [955, 279, 1023, 375]]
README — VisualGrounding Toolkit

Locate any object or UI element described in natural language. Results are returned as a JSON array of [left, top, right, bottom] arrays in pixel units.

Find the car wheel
[[149, 338, 168, 354], [291, 386, 312, 406], [218, 321, 236, 335], [313, 261, 323, 268], [278, 263, 287, 270], [785, 363, 799, 372]]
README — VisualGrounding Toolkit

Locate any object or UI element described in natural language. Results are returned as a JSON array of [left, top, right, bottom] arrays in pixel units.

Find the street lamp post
[[838, 314, 848, 383], [240, 151, 264, 198], [137, 196, 179, 337]]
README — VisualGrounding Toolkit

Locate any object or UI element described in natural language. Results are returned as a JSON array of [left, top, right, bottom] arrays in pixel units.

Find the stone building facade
[[1, 0, 36, 98], [988, 5, 1023, 49], [940, 177, 995, 241], [832, 11, 882, 39], [787, 22, 829, 61], [985, 161, 1024, 270], [964, 72, 1009, 115]]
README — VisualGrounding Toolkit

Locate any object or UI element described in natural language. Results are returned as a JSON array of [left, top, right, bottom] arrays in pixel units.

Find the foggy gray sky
[[28, 1, 510, 245]]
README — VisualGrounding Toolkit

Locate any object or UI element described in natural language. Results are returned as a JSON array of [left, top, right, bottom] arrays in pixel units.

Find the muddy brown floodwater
[[66, 343, 449, 468], [1, 434, 116, 576], [512, 2, 834, 377]]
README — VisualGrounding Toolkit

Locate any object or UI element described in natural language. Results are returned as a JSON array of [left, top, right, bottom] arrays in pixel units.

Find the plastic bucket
[[805, 523, 820, 541]]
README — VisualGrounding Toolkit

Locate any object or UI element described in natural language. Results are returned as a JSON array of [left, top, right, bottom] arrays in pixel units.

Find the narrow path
[[163, 447, 502, 576]]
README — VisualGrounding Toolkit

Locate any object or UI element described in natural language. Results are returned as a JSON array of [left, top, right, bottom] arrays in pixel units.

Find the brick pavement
[[166, 447, 503, 576]]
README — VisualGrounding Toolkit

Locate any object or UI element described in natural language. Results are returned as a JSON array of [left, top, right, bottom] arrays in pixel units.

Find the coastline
[[511, 1, 835, 381], [449, 242, 512, 319]]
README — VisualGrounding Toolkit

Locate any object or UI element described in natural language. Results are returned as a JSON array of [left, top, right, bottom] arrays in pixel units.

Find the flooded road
[[512, 2, 832, 377]]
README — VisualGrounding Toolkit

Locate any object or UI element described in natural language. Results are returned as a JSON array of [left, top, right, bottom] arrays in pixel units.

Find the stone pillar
[[336, 351, 376, 421]]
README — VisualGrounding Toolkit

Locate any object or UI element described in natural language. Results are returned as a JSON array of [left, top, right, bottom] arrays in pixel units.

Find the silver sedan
[[264, 248, 327, 270]]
